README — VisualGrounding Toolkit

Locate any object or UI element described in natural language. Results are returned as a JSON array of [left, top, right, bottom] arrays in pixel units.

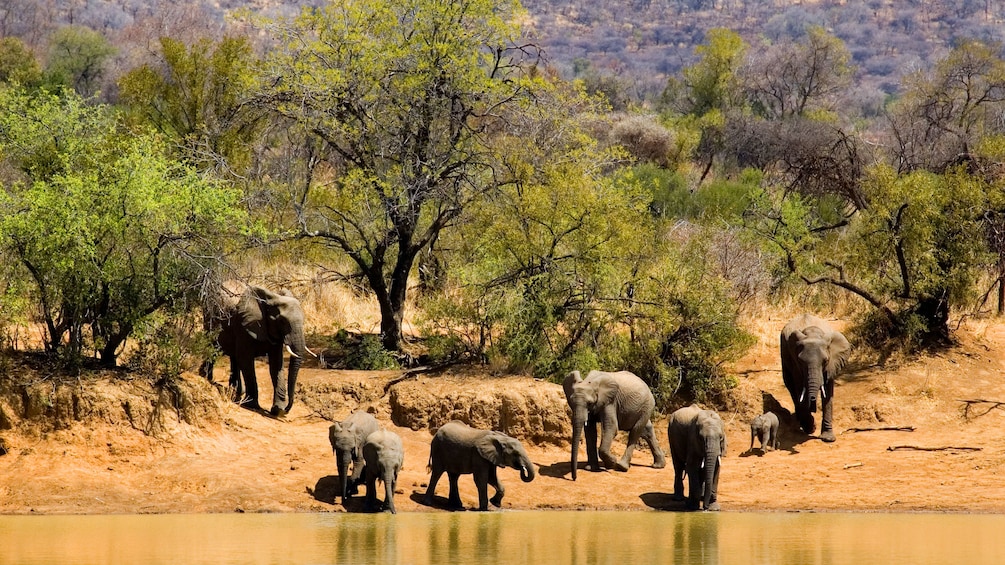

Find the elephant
[[423, 420, 536, 511], [669, 405, 726, 511], [329, 410, 380, 504], [780, 313, 851, 443], [562, 370, 666, 480], [202, 281, 310, 417], [749, 412, 779, 452], [361, 429, 404, 514]]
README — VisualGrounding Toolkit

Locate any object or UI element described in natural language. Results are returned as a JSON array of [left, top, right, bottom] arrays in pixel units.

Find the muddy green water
[[1, 511, 1001, 564]]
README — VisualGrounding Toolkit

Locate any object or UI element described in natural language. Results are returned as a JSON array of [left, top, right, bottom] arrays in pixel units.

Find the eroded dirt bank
[[3, 318, 1005, 514]]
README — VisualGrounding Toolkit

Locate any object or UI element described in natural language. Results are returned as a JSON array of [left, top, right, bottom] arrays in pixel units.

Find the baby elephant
[[361, 429, 404, 514], [424, 420, 536, 511], [749, 412, 779, 452]]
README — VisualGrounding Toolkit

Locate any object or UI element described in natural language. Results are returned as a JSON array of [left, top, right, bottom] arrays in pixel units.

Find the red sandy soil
[[3, 315, 1005, 514]]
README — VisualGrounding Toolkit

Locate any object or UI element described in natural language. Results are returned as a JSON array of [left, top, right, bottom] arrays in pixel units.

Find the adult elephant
[[563, 370, 666, 480], [423, 420, 536, 511], [202, 281, 310, 417], [669, 405, 726, 511], [780, 313, 851, 443]]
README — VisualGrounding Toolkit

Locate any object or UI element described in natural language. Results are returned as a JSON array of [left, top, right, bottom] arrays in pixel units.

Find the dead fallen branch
[[887, 445, 982, 452], [843, 426, 915, 433], [958, 399, 1005, 419], [843, 462, 863, 469]]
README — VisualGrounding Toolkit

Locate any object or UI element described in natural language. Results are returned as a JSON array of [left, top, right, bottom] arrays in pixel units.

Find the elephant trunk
[[703, 439, 718, 510], [570, 406, 587, 481], [807, 365, 824, 413], [273, 320, 306, 416], [337, 451, 353, 503], [519, 455, 536, 483]]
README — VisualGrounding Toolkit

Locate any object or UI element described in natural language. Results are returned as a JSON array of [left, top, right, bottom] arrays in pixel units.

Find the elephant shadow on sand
[[309, 475, 368, 512]]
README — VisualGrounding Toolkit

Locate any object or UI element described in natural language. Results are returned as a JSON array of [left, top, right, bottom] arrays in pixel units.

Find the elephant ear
[[826, 331, 851, 376], [328, 424, 340, 451], [596, 375, 619, 407], [562, 371, 583, 402], [236, 289, 267, 342], [476, 434, 506, 467]]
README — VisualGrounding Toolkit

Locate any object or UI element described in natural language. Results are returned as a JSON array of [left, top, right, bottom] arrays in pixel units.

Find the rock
[[388, 374, 570, 446]]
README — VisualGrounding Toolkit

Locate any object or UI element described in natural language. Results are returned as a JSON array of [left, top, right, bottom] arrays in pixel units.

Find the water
[[1, 511, 1002, 564]]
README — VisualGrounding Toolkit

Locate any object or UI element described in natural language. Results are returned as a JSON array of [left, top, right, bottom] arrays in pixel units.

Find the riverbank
[[2, 316, 1005, 514]]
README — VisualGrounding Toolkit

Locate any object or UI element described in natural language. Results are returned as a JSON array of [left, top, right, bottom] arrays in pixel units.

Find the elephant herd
[[328, 411, 534, 513], [201, 284, 849, 513]]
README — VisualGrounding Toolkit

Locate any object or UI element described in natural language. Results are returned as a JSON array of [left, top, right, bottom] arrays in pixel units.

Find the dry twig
[[958, 398, 1005, 419], [887, 445, 982, 452], [843, 426, 915, 433]]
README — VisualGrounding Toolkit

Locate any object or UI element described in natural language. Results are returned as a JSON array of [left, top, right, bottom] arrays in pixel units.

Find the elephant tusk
[[700, 459, 705, 470], [285, 344, 302, 359], [821, 385, 827, 399], [799, 388, 806, 403], [305, 346, 319, 358]]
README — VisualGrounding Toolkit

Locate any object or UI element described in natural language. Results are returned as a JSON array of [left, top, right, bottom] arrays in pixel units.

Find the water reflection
[[1, 511, 1004, 564]]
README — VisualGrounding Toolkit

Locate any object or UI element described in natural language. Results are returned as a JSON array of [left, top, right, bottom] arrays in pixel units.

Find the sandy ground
[[4, 315, 1005, 515]]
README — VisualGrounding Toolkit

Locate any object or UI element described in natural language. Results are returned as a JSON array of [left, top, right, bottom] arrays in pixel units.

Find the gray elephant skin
[[329, 411, 380, 504], [780, 313, 851, 443], [749, 412, 779, 452], [563, 370, 666, 480], [361, 429, 404, 514], [669, 405, 726, 511], [424, 420, 536, 511], [203, 282, 309, 417]]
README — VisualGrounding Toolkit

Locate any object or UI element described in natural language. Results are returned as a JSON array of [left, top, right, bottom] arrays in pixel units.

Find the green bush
[[321, 330, 399, 370], [625, 164, 760, 222]]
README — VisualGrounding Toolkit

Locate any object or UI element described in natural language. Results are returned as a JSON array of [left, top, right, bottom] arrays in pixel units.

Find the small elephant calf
[[362, 429, 404, 514], [424, 420, 536, 511], [749, 412, 779, 452]]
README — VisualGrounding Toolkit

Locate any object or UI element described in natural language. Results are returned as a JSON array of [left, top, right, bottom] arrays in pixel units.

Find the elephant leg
[[267, 350, 286, 415], [685, 462, 702, 510], [617, 425, 644, 471], [584, 421, 600, 472], [447, 472, 463, 509], [364, 473, 377, 512], [642, 421, 666, 468], [349, 456, 366, 494], [672, 461, 686, 501], [598, 414, 623, 471], [793, 399, 815, 435], [488, 466, 504, 508], [234, 355, 260, 406], [423, 467, 444, 506], [473, 467, 491, 511], [820, 383, 836, 442]]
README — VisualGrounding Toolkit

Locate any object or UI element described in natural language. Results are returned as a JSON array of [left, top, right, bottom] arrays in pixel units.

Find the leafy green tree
[[44, 25, 116, 96], [889, 40, 1005, 174], [118, 36, 261, 174], [663, 28, 747, 116], [256, 0, 539, 352], [0, 89, 244, 366], [422, 87, 751, 402], [0, 37, 42, 87], [751, 165, 998, 345]]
